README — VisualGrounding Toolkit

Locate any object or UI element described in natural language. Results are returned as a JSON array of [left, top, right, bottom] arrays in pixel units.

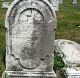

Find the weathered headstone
[[72, 0, 77, 4], [2, 0, 57, 78], [2, 0, 10, 9]]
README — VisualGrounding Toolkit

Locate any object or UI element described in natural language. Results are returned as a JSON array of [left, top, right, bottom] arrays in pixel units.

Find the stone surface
[[3, 0, 57, 78], [55, 39, 80, 66], [64, 68, 80, 78]]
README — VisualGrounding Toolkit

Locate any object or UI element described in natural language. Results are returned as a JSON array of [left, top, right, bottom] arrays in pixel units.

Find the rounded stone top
[[5, 0, 57, 29]]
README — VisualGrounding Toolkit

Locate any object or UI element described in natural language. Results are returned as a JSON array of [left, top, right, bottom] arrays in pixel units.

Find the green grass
[[54, 52, 66, 71], [0, 0, 6, 76], [0, 0, 80, 77], [56, 0, 80, 43]]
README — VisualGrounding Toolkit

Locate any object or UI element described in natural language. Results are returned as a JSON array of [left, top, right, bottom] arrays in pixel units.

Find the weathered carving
[[3, 0, 57, 78]]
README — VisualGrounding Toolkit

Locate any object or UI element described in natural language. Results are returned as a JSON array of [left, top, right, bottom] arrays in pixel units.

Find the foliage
[[54, 52, 66, 71], [0, 59, 5, 76]]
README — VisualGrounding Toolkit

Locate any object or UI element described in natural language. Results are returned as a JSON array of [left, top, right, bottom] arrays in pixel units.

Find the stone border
[[5, 0, 57, 29]]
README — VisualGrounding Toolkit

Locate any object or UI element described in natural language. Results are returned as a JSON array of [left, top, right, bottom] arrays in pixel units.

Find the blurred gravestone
[[2, 0, 10, 8], [2, 0, 57, 78], [72, 0, 77, 4], [55, 39, 80, 78]]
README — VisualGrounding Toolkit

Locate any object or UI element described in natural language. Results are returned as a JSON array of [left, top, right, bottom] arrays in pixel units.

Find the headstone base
[[2, 71, 56, 78], [63, 68, 80, 78]]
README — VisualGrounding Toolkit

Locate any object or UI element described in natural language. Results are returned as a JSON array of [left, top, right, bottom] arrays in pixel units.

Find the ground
[[0, 0, 80, 77]]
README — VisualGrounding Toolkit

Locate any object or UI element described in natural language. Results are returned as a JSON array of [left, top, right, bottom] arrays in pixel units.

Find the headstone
[[55, 39, 80, 66], [2, 0, 10, 9], [2, 0, 57, 78], [72, 0, 77, 4], [55, 40, 80, 78]]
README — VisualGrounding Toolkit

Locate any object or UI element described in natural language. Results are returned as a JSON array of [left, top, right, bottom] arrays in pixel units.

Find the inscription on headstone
[[2, 0, 57, 78]]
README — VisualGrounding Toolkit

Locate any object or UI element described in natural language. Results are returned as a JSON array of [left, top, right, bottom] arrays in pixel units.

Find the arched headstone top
[[5, 0, 57, 29]]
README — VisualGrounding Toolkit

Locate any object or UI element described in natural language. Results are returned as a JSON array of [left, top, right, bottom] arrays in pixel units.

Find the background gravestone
[[2, 0, 57, 78], [2, 0, 10, 8], [72, 0, 77, 4]]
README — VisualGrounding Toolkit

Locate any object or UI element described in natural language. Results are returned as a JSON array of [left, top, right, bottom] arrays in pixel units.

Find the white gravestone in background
[[2, 0, 10, 9], [2, 0, 57, 78], [72, 0, 77, 4]]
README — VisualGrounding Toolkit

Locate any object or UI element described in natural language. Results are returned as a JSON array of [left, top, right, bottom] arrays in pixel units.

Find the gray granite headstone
[[2, 0, 57, 78], [55, 39, 80, 66]]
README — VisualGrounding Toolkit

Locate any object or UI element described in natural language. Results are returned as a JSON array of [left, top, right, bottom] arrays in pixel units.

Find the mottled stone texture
[[8, 77, 54, 78], [3, 0, 57, 78]]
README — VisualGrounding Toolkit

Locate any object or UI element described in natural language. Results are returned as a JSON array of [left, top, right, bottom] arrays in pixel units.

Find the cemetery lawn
[[0, 0, 6, 76], [0, 0, 80, 77], [56, 0, 80, 43]]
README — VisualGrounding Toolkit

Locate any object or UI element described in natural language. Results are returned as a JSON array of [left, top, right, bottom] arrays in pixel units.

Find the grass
[[0, 0, 80, 77], [56, 0, 80, 43], [0, 0, 7, 76]]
